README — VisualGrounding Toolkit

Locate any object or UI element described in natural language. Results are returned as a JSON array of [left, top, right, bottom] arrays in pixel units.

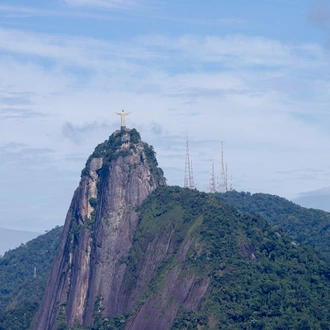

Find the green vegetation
[[88, 296, 125, 330], [0, 226, 63, 330], [81, 129, 144, 177], [129, 128, 141, 144], [85, 198, 98, 231], [143, 143, 165, 185], [107, 187, 330, 329], [81, 130, 131, 177], [81, 129, 165, 186], [80, 128, 165, 188], [89, 197, 98, 209], [218, 190, 330, 261], [56, 302, 68, 330], [68, 217, 82, 247], [3, 186, 330, 329]]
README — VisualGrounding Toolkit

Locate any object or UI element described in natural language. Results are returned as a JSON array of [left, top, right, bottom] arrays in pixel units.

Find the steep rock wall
[[32, 129, 166, 330], [116, 201, 210, 330], [124, 235, 210, 330]]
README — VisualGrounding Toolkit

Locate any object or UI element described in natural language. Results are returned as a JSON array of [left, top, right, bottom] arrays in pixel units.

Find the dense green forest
[[218, 191, 330, 261], [133, 187, 330, 329], [0, 226, 62, 330]]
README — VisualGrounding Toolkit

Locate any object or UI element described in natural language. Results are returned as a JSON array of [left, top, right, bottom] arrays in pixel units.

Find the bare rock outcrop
[[32, 129, 166, 330]]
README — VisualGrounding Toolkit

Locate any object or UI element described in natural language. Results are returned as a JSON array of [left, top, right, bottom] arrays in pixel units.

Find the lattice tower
[[225, 163, 228, 192], [219, 140, 227, 193], [209, 158, 216, 193], [184, 136, 191, 188], [189, 160, 195, 189]]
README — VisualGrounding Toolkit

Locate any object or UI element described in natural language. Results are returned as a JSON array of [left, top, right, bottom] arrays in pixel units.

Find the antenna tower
[[189, 160, 195, 189], [225, 163, 228, 192], [219, 140, 227, 193], [184, 136, 191, 188], [184, 135, 195, 189], [209, 158, 216, 193]]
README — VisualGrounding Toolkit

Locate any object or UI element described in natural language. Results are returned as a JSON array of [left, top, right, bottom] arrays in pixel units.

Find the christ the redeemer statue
[[116, 110, 131, 130]]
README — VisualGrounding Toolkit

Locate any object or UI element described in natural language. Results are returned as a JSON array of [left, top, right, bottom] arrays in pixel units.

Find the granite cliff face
[[32, 129, 166, 329]]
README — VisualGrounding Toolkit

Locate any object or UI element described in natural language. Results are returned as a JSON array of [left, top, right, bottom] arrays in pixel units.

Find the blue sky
[[1, 0, 330, 232]]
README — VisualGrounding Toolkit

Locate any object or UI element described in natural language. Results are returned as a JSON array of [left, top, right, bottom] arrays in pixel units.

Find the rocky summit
[[32, 128, 166, 329]]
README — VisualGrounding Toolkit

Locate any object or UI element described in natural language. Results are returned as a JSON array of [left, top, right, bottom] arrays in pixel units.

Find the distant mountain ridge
[[0, 227, 41, 256], [219, 190, 330, 261], [0, 226, 62, 329], [294, 187, 330, 212]]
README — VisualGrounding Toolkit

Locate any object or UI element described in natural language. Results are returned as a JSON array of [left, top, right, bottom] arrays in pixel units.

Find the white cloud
[[63, 0, 139, 10], [0, 108, 47, 119], [0, 3, 243, 27], [0, 28, 326, 72], [61, 121, 113, 144], [135, 34, 326, 70], [1, 25, 330, 230], [0, 4, 39, 17]]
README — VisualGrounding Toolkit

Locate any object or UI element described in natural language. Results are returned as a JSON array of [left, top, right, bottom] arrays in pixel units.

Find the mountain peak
[[33, 129, 166, 329]]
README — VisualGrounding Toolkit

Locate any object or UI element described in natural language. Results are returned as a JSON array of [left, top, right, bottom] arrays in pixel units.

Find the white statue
[[116, 110, 131, 127]]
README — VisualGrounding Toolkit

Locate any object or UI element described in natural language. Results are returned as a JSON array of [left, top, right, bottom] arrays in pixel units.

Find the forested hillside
[[2, 188, 330, 329], [122, 187, 330, 329], [0, 226, 62, 330], [218, 191, 330, 261]]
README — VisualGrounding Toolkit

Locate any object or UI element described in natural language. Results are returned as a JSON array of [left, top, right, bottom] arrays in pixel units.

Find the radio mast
[[189, 160, 195, 189], [209, 158, 216, 193], [219, 140, 227, 192], [184, 136, 190, 188], [184, 135, 195, 189]]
